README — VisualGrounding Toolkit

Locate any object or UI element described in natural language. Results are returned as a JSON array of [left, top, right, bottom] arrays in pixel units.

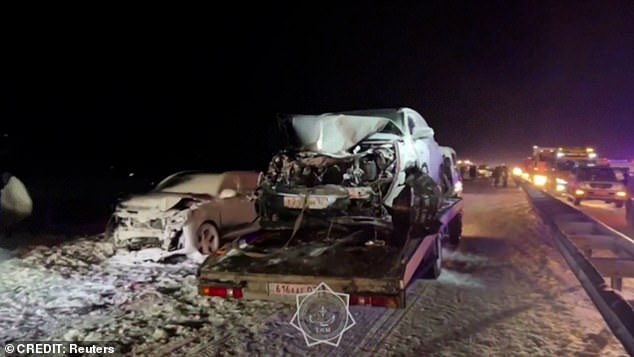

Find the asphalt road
[[556, 196, 634, 238]]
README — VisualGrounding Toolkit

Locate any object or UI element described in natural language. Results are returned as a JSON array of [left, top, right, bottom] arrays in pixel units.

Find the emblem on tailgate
[[290, 282, 356, 347]]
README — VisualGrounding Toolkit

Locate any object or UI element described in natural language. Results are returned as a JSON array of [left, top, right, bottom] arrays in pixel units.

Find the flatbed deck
[[197, 197, 463, 307]]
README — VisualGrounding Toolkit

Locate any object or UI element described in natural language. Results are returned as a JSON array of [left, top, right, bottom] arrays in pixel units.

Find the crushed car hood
[[291, 114, 391, 154], [117, 192, 209, 212]]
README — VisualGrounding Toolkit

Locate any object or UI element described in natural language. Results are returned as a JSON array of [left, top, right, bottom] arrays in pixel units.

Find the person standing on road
[[501, 165, 508, 187], [492, 166, 501, 187], [469, 165, 477, 180]]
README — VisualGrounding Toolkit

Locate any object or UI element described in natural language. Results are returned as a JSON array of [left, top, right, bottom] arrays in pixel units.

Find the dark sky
[[2, 2, 634, 175]]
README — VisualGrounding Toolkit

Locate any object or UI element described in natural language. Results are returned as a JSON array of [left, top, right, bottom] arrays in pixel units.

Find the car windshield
[[154, 174, 195, 191], [576, 167, 617, 182], [556, 160, 576, 171], [153, 173, 223, 196]]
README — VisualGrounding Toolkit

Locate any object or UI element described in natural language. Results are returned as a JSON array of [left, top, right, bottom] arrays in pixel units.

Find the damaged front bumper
[[258, 185, 390, 229], [109, 209, 189, 251]]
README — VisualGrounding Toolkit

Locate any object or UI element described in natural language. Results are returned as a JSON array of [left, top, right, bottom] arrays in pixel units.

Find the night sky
[[2, 2, 634, 177]]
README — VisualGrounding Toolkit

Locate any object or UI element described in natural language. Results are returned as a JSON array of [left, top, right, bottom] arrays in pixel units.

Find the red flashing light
[[201, 286, 244, 298]]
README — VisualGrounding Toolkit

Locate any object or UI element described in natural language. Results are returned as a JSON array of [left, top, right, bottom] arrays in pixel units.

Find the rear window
[[576, 167, 617, 182]]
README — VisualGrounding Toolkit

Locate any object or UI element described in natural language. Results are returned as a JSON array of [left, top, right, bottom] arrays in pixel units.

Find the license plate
[[283, 196, 330, 209], [268, 283, 316, 296]]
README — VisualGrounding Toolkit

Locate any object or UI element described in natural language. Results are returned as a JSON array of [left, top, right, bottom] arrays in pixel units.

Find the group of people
[[491, 165, 509, 187], [458, 164, 511, 188], [459, 165, 478, 180]]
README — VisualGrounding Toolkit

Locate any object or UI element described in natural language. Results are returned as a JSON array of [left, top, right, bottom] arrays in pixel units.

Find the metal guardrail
[[521, 183, 634, 356]]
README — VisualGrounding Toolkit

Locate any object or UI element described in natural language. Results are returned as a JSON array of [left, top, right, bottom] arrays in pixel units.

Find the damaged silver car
[[258, 108, 448, 232], [108, 171, 260, 259]]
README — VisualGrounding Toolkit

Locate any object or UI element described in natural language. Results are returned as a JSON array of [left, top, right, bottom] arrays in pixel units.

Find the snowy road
[[0, 181, 630, 356]]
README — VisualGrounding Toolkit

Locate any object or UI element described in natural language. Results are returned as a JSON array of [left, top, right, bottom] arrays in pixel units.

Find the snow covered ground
[[0, 180, 630, 356]]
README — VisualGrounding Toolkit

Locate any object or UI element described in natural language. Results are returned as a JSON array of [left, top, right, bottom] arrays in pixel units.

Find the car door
[[216, 173, 258, 229]]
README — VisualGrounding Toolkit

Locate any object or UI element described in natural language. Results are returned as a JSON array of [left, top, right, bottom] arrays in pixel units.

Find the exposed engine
[[265, 144, 395, 191], [260, 143, 398, 223]]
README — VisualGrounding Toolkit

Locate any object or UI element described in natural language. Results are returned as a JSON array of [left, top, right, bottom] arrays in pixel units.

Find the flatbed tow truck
[[197, 196, 463, 308]]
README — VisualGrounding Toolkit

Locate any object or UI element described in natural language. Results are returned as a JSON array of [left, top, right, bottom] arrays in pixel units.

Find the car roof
[[154, 171, 260, 195]]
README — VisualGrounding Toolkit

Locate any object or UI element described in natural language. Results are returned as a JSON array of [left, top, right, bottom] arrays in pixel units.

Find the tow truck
[[197, 108, 465, 308], [196, 196, 463, 308]]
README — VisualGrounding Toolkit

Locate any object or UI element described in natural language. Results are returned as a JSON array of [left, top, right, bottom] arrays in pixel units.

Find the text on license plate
[[268, 283, 316, 296], [283, 196, 330, 209]]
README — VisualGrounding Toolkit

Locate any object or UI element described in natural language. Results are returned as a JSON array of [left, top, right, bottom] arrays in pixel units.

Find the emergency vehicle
[[528, 146, 598, 192]]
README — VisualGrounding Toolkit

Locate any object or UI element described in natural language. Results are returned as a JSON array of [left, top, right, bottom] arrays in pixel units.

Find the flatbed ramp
[[197, 197, 463, 307]]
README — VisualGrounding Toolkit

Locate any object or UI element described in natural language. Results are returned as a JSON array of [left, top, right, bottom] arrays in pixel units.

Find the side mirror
[[219, 188, 238, 199], [412, 127, 434, 139]]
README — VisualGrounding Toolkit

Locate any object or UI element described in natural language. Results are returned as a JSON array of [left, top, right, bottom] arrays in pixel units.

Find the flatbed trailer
[[197, 197, 463, 308]]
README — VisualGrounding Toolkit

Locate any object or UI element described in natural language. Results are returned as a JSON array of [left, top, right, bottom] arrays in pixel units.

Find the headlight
[[533, 175, 548, 186], [556, 184, 566, 192], [616, 191, 627, 197], [556, 178, 567, 185], [588, 152, 597, 159], [575, 189, 585, 195], [512, 167, 522, 176]]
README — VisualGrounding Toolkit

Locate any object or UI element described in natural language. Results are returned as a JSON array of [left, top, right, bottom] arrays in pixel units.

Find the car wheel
[[615, 201, 624, 208], [447, 213, 462, 246], [197, 221, 220, 254], [422, 235, 442, 279], [573, 198, 581, 206]]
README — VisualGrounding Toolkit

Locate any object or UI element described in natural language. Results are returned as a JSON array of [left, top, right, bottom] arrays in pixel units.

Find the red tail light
[[349, 294, 400, 308], [201, 286, 244, 298]]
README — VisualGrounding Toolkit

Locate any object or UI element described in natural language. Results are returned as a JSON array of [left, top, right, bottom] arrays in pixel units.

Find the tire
[[447, 213, 462, 246], [615, 201, 624, 208], [421, 235, 442, 279], [197, 221, 220, 254], [573, 198, 581, 206], [392, 186, 416, 230]]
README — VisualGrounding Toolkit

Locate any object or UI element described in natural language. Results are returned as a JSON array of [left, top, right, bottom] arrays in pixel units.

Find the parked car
[[108, 171, 260, 259], [564, 165, 628, 207], [257, 107, 445, 231]]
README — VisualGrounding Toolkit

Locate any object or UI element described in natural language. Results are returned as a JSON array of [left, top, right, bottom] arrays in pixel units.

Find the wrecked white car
[[258, 108, 448, 231], [108, 171, 260, 259]]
